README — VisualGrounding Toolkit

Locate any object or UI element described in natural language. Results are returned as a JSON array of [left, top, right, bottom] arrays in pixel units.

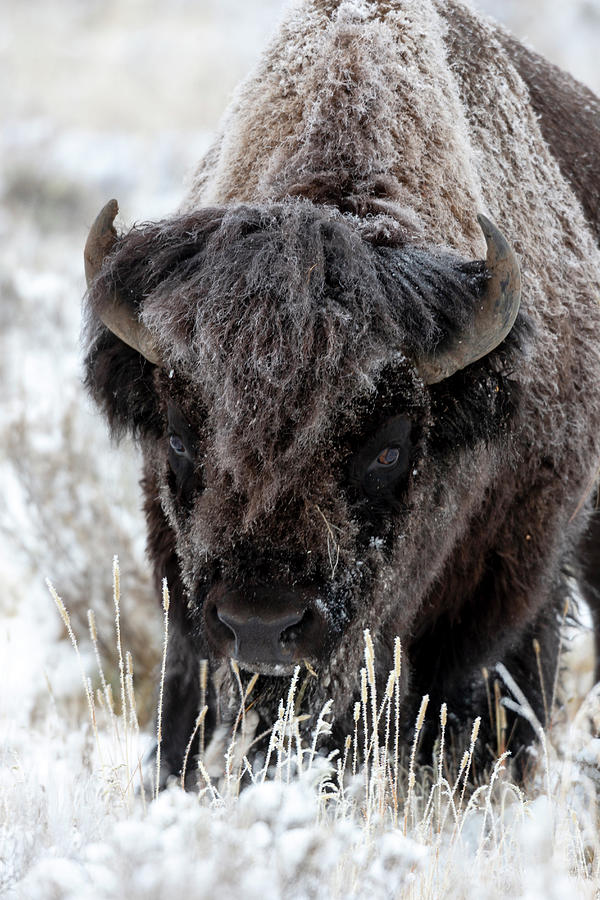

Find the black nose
[[204, 584, 326, 670]]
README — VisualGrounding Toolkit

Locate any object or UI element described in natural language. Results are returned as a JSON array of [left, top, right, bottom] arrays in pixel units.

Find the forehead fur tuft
[[86, 200, 486, 497]]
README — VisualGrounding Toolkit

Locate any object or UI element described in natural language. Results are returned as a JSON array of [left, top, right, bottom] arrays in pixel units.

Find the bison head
[[83, 198, 521, 730]]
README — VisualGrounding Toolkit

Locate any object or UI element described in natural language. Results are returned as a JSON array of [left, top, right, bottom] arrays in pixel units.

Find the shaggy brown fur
[[84, 0, 600, 781]]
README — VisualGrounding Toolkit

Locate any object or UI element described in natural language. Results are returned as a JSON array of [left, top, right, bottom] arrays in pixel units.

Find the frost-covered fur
[[85, 0, 600, 779]]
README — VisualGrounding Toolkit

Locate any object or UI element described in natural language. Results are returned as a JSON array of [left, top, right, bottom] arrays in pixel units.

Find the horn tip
[[84, 199, 121, 285], [477, 213, 494, 237], [476, 213, 514, 263], [98, 198, 120, 227]]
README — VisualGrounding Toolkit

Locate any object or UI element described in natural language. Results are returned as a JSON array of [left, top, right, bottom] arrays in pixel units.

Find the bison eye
[[374, 447, 400, 468], [165, 402, 201, 505], [349, 414, 413, 509], [169, 433, 186, 455]]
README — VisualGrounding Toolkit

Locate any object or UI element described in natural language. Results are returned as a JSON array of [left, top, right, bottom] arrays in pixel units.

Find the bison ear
[[414, 216, 521, 384], [84, 199, 162, 366], [84, 335, 163, 441]]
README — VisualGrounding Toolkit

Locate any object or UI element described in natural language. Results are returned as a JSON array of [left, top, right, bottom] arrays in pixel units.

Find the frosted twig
[[404, 694, 429, 835], [113, 557, 129, 780], [155, 579, 170, 800], [181, 707, 208, 791]]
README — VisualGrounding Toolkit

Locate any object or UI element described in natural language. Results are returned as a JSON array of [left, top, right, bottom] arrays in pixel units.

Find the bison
[[83, 0, 600, 782]]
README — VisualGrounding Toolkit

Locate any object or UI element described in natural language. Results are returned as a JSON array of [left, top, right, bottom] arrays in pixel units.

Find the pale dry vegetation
[[7, 559, 594, 898]]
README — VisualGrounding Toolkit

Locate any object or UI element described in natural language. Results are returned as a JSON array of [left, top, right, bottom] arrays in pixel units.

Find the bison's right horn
[[415, 215, 521, 384], [84, 199, 161, 366]]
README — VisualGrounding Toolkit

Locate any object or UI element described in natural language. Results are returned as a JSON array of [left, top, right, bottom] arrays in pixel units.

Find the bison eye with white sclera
[[169, 434, 186, 455]]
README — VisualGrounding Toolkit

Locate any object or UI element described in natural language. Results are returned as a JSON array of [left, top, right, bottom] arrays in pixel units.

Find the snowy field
[[2, 1, 600, 896]]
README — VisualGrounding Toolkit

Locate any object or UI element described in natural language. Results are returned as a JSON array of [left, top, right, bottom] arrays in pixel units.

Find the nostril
[[279, 608, 313, 648], [215, 607, 238, 640], [205, 601, 237, 649]]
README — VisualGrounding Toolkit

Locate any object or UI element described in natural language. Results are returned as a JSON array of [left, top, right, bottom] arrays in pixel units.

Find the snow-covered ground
[[2, 1, 600, 896]]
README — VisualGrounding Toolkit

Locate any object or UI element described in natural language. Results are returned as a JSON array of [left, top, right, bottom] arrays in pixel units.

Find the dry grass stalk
[[364, 629, 379, 769], [125, 651, 139, 733], [225, 662, 261, 790], [199, 659, 208, 756], [112, 557, 130, 781], [494, 679, 507, 758], [404, 693, 429, 834], [315, 505, 341, 578], [262, 699, 285, 779], [308, 699, 334, 770], [482, 666, 493, 733], [550, 598, 571, 715], [381, 670, 396, 809], [88, 609, 118, 734], [47, 579, 103, 766], [284, 666, 301, 781], [181, 706, 208, 790], [197, 758, 220, 803], [477, 750, 512, 859], [393, 636, 402, 821], [437, 703, 448, 833], [352, 702, 360, 778], [455, 716, 481, 835], [532, 638, 549, 726], [155, 578, 170, 801]]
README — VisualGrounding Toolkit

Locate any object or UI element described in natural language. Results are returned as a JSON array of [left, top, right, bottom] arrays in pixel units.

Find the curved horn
[[416, 215, 521, 385], [84, 199, 161, 366]]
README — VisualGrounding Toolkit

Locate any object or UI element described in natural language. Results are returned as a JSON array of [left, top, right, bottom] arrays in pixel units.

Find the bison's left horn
[[84, 199, 161, 366], [416, 215, 521, 385]]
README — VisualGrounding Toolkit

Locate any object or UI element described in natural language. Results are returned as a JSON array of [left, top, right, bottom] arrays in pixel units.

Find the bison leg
[[143, 477, 215, 788], [490, 604, 561, 780], [156, 627, 210, 788], [409, 591, 563, 780]]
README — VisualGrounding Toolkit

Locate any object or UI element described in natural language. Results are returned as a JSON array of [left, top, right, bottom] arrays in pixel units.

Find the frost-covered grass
[[2, 1, 600, 897], [3, 564, 600, 898]]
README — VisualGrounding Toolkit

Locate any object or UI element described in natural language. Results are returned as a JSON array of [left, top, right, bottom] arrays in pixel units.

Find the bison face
[[150, 367, 426, 679], [84, 199, 521, 723]]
